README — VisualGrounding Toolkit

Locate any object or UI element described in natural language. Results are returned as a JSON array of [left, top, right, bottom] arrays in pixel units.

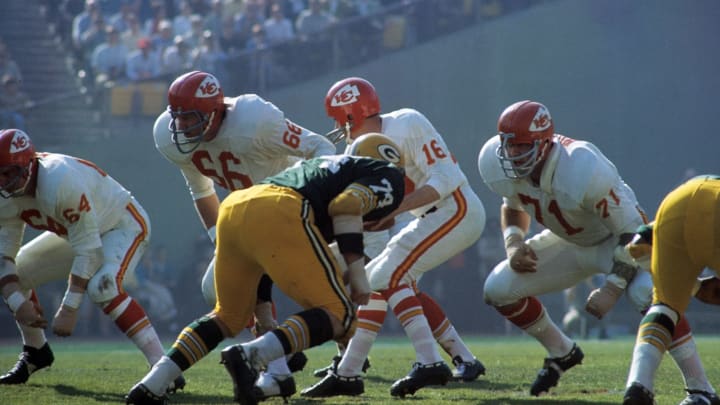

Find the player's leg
[[484, 230, 601, 395], [0, 232, 72, 384]]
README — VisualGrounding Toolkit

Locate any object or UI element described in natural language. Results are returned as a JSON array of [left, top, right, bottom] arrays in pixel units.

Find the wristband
[[5, 291, 26, 312], [61, 290, 84, 310], [503, 225, 525, 241], [207, 225, 217, 244]]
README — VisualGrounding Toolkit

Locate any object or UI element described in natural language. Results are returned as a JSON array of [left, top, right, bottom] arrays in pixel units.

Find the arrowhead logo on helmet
[[10, 131, 31, 153], [331, 84, 360, 107], [196, 76, 220, 98]]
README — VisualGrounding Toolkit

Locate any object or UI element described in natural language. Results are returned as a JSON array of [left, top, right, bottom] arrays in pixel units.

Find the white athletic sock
[[523, 309, 574, 358], [337, 327, 377, 377], [669, 339, 715, 393], [141, 356, 182, 396], [626, 342, 663, 392]]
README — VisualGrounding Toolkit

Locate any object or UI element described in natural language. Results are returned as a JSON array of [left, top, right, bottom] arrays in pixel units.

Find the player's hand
[[585, 280, 624, 319], [346, 259, 371, 306], [695, 276, 720, 305], [506, 240, 537, 273], [52, 305, 79, 337], [15, 299, 48, 328]]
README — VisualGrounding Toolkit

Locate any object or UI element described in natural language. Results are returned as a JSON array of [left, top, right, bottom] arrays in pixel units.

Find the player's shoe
[[530, 343, 584, 396], [301, 371, 364, 397], [125, 383, 169, 405], [221, 345, 259, 405], [451, 356, 486, 382], [253, 372, 296, 401], [167, 374, 186, 394], [286, 351, 308, 373], [0, 343, 54, 384], [679, 389, 720, 405], [312, 355, 371, 377], [623, 382, 656, 405], [389, 361, 452, 398]]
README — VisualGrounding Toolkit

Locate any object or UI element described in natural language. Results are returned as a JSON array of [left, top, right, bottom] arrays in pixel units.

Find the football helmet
[[167, 70, 226, 154], [324, 77, 380, 144], [0, 129, 36, 198], [347, 133, 403, 168], [495, 100, 554, 179]]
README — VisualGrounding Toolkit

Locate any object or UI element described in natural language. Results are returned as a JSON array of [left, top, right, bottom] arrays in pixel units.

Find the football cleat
[[530, 343, 584, 396], [623, 382, 656, 405], [312, 355, 371, 378], [253, 372, 296, 401], [125, 383, 169, 405], [0, 343, 54, 384], [167, 374, 186, 394], [220, 345, 259, 405], [301, 371, 364, 397], [286, 351, 308, 373], [451, 356, 486, 382], [389, 361, 452, 398], [679, 389, 720, 405]]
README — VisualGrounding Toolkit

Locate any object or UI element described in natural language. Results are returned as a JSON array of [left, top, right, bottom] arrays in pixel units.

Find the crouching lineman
[[154, 70, 336, 398], [478, 101, 715, 401], [624, 175, 720, 405], [125, 133, 405, 405], [0, 129, 183, 392]]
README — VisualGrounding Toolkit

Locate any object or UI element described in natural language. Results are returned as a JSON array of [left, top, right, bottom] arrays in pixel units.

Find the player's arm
[[179, 165, 220, 244], [54, 184, 104, 336], [0, 221, 47, 328], [328, 182, 384, 306], [501, 200, 537, 273]]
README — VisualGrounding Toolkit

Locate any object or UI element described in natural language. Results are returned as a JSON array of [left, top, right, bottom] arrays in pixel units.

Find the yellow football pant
[[652, 177, 720, 313], [213, 184, 356, 337]]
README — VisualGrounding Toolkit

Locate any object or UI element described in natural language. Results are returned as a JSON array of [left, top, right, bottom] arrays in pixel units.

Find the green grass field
[[1, 336, 719, 405]]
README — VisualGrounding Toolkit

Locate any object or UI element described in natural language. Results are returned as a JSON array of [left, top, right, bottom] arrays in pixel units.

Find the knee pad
[[201, 260, 216, 308], [482, 261, 511, 305], [86, 273, 120, 304]]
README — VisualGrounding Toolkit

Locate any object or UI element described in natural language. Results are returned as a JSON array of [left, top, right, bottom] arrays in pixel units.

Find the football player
[[152, 70, 336, 398], [302, 77, 486, 398], [126, 133, 406, 405], [0, 129, 183, 391], [624, 176, 720, 405], [477, 100, 717, 402]]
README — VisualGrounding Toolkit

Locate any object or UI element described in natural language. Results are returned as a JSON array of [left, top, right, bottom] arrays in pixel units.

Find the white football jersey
[[478, 134, 644, 247], [0, 153, 132, 258], [154, 94, 336, 199], [345, 108, 470, 217]]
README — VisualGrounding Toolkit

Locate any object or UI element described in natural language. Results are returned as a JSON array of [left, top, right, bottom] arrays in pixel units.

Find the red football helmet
[[0, 129, 36, 198], [167, 70, 226, 153], [495, 100, 554, 179], [324, 77, 380, 144]]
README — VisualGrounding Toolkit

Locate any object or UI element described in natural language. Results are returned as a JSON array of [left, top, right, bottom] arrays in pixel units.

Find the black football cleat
[[301, 371, 364, 397], [623, 382, 656, 405], [125, 383, 169, 405], [0, 343, 54, 384], [253, 373, 296, 401], [451, 356, 486, 382], [679, 388, 720, 405], [221, 345, 259, 405], [390, 361, 452, 398], [167, 374, 186, 394], [530, 343, 584, 396], [312, 355, 371, 378], [286, 351, 308, 373]]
